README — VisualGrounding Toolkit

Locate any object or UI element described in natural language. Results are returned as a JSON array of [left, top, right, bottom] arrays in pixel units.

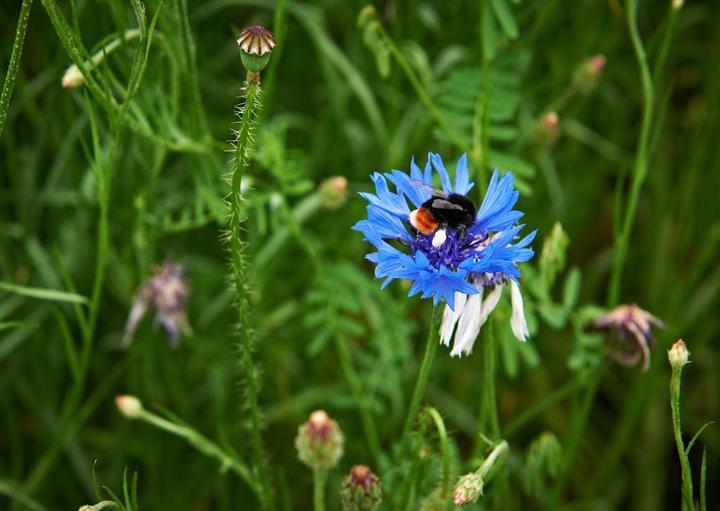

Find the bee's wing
[[409, 179, 449, 199]]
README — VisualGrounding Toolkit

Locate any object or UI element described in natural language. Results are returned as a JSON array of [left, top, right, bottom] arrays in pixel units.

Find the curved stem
[[424, 407, 451, 497], [402, 306, 442, 439], [607, 0, 655, 306]]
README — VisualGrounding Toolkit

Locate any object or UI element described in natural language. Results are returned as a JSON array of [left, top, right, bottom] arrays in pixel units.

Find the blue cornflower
[[353, 153, 536, 356]]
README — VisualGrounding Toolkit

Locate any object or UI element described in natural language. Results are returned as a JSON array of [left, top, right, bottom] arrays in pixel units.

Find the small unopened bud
[[668, 339, 689, 370], [62, 66, 85, 88], [237, 26, 276, 74], [573, 54, 606, 93], [295, 410, 344, 470], [672, 0, 683, 10], [341, 465, 382, 511], [453, 472, 483, 505], [534, 111, 560, 147], [319, 176, 348, 209], [115, 395, 143, 419]]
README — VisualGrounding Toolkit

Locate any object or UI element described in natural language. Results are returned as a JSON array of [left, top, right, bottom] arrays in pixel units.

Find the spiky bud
[[668, 339, 689, 371], [237, 26, 276, 74], [341, 465, 382, 511], [453, 472, 483, 505], [319, 176, 348, 209], [115, 395, 143, 419], [295, 410, 344, 471]]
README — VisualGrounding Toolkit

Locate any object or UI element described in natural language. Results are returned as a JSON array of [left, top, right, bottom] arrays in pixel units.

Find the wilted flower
[[115, 395, 143, 419], [668, 339, 689, 371], [295, 410, 344, 471], [573, 54, 606, 93], [592, 304, 664, 371], [122, 262, 191, 348], [319, 176, 349, 209], [353, 153, 536, 356], [341, 465, 382, 511], [237, 26, 276, 74]]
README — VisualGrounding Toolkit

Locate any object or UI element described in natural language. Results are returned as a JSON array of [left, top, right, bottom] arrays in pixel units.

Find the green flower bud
[[453, 472, 483, 505], [237, 26, 276, 74], [319, 176, 348, 209], [115, 395, 143, 419], [668, 339, 689, 371], [295, 410, 344, 471], [572, 54, 606, 94], [341, 465, 382, 511]]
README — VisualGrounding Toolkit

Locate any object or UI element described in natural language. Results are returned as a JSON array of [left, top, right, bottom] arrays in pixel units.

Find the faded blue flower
[[353, 153, 536, 356]]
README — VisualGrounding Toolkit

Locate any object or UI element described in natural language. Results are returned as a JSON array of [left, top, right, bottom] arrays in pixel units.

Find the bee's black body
[[421, 193, 476, 232]]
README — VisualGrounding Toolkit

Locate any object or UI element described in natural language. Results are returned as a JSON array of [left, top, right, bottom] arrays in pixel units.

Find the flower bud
[[573, 54, 606, 93], [668, 339, 689, 371], [237, 26, 276, 74], [672, 0, 683, 9], [115, 395, 143, 419], [534, 111, 560, 147], [341, 464, 382, 511], [319, 176, 348, 209], [453, 472, 483, 505], [295, 410, 344, 471]]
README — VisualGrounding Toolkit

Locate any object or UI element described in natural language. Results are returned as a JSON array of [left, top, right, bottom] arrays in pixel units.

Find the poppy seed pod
[[237, 26, 276, 73]]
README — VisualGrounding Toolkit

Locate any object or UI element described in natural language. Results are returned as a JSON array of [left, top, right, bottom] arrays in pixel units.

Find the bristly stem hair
[[0, 0, 33, 140], [228, 71, 274, 510]]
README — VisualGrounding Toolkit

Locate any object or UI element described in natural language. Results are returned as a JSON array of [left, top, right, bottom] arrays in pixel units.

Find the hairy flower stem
[[0, 0, 33, 140], [473, 321, 499, 460], [402, 306, 442, 440], [670, 364, 695, 511], [607, 0, 655, 307], [229, 71, 273, 510], [313, 469, 327, 511]]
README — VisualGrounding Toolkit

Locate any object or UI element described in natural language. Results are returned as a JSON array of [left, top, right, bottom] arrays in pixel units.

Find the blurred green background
[[1, 0, 719, 509]]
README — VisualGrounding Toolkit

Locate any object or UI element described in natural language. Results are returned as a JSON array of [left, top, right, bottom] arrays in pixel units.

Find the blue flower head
[[353, 153, 536, 310]]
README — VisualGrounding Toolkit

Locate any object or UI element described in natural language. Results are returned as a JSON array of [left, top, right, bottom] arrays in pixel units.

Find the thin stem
[[135, 409, 259, 497], [670, 367, 695, 511], [607, 0, 655, 307], [480, 320, 499, 439], [334, 333, 382, 461], [312, 470, 326, 511], [0, 0, 33, 140], [423, 407, 451, 497], [228, 74, 274, 510], [402, 306, 442, 440]]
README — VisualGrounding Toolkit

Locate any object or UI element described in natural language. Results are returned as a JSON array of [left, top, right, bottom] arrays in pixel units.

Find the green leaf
[[562, 268, 581, 309], [685, 421, 714, 456], [0, 281, 89, 304], [481, 0, 497, 60], [491, 0, 519, 39]]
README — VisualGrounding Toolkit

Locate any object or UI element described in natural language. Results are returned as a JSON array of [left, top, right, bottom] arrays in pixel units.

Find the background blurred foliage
[[1, 0, 719, 509]]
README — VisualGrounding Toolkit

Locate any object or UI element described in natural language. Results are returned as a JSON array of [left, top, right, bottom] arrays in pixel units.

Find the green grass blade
[[0, 281, 88, 304]]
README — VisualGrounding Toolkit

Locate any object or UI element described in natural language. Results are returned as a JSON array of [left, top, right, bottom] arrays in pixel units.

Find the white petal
[[509, 280, 530, 341], [440, 292, 467, 346], [451, 293, 483, 357], [479, 285, 503, 325], [432, 229, 447, 248]]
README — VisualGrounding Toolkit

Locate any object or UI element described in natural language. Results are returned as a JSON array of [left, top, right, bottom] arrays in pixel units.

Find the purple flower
[[122, 262, 191, 348]]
